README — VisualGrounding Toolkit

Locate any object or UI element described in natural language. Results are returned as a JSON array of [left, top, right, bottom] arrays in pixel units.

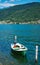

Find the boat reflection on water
[[11, 49, 28, 63]]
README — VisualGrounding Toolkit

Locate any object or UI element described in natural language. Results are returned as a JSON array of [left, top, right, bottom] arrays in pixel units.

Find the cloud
[[0, 7, 4, 9], [0, 0, 21, 9], [10, 0, 15, 2], [9, 0, 21, 2], [4, 1, 8, 3], [16, 0, 21, 1], [0, 2, 16, 8]]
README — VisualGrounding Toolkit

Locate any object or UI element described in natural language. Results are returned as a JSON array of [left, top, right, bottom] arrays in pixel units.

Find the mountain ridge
[[0, 2, 40, 24]]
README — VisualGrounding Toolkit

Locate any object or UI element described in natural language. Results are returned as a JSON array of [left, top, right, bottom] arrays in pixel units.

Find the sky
[[0, 0, 40, 9]]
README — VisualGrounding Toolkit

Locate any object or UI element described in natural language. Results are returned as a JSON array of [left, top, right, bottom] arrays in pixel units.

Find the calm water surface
[[0, 24, 40, 65]]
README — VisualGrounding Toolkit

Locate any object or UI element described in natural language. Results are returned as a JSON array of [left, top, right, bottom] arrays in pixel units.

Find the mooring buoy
[[35, 45, 38, 62]]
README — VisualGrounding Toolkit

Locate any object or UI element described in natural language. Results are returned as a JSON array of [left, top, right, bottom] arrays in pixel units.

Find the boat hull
[[11, 48, 26, 56]]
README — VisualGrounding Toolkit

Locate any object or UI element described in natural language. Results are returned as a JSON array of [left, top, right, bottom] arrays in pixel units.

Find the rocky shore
[[0, 20, 40, 24]]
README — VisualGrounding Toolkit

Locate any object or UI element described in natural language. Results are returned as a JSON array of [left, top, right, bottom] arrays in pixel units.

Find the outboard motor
[[14, 36, 17, 44]]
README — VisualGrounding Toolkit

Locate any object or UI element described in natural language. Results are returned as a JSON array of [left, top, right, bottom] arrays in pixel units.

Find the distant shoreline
[[0, 20, 40, 24]]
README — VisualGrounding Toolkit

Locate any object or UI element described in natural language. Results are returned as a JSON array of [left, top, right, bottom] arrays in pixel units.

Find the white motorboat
[[11, 36, 28, 56]]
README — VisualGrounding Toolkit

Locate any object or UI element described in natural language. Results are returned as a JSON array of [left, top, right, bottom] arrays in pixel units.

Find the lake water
[[0, 24, 40, 65]]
